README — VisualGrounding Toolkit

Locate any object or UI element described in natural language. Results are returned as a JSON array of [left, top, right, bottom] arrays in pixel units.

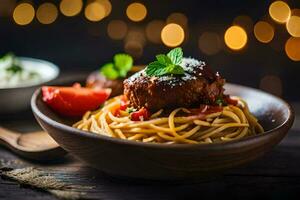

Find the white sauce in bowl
[[0, 57, 59, 89]]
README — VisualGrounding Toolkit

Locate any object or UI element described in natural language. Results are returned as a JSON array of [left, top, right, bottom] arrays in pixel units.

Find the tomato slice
[[120, 99, 128, 111], [130, 107, 150, 121], [42, 86, 111, 117]]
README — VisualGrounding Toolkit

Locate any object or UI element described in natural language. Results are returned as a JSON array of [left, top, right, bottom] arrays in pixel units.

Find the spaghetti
[[73, 95, 264, 144]]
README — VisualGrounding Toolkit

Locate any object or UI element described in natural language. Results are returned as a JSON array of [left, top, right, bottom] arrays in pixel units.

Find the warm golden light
[[124, 40, 143, 58], [224, 26, 247, 50], [146, 20, 165, 44], [167, 12, 188, 27], [291, 9, 300, 17], [126, 29, 146, 46], [233, 15, 254, 32], [0, 0, 15, 17], [285, 37, 300, 61], [13, 3, 35, 25], [286, 16, 300, 37], [269, 1, 291, 24], [36, 3, 58, 25], [85, 1, 105, 22], [107, 20, 128, 40], [161, 23, 185, 47], [97, 0, 112, 17], [198, 32, 222, 55], [60, 0, 82, 17], [260, 75, 282, 96], [126, 2, 147, 22], [254, 21, 274, 43]]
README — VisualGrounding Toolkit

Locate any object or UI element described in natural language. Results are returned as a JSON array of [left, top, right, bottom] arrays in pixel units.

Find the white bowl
[[0, 57, 59, 114]]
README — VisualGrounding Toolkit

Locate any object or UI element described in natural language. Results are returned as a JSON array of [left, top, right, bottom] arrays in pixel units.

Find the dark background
[[0, 0, 299, 100]]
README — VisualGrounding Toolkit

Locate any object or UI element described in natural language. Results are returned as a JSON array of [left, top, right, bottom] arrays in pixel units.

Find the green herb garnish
[[1, 53, 23, 74], [126, 107, 137, 113], [100, 54, 133, 80], [6, 64, 23, 74], [215, 96, 227, 106], [145, 47, 184, 77]]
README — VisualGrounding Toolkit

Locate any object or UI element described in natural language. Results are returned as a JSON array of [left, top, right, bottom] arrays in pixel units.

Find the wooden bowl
[[31, 84, 294, 181]]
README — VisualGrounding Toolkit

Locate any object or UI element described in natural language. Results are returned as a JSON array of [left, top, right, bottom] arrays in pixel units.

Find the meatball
[[123, 58, 225, 111]]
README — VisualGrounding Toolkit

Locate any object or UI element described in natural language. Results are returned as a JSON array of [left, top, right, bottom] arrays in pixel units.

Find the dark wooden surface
[[1, 105, 300, 200]]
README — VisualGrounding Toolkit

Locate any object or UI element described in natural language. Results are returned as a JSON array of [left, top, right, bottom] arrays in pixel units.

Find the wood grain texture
[[0, 126, 64, 161], [1, 129, 300, 200], [0, 112, 300, 199]]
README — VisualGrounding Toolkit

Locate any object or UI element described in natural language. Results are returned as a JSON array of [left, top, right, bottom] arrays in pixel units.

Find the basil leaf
[[167, 47, 183, 65], [100, 63, 119, 80]]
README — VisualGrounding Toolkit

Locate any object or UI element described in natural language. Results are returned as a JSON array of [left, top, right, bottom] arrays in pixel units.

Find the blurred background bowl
[[0, 57, 59, 114]]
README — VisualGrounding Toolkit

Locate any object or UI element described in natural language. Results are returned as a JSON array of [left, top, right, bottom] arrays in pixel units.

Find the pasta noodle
[[73, 96, 264, 144]]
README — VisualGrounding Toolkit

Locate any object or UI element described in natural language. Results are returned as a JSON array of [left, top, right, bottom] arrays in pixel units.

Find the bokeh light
[[84, 1, 105, 22], [60, 0, 82, 17], [269, 1, 291, 24], [291, 8, 300, 17], [36, 3, 58, 25], [0, 0, 15, 17], [224, 26, 247, 50], [146, 20, 165, 44], [161, 23, 185, 47], [254, 21, 274, 43], [107, 20, 128, 40], [285, 37, 300, 61], [13, 2, 35, 26], [124, 29, 145, 58], [126, 29, 146, 46], [98, 0, 112, 17], [286, 16, 300, 37], [233, 15, 254, 33], [167, 12, 188, 28], [126, 2, 147, 22], [124, 40, 143, 59], [260, 75, 282, 96], [198, 32, 222, 55]]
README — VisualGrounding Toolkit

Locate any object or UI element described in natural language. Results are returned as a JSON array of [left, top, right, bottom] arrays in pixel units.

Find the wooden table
[[1, 104, 300, 200]]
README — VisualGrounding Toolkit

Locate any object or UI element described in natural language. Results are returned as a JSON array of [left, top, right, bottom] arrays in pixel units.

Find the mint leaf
[[146, 62, 184, 76], [100, 63, 119, 80], [118, 69, 127, 78], [114, 54, 133, 73], [100, 53, 133, 80], [165, 64, 184, 75], [145, 48, 185, 77], [156, 54, 172, 65], [145, 61, 166, 76], [167, 47, 183, 65]]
